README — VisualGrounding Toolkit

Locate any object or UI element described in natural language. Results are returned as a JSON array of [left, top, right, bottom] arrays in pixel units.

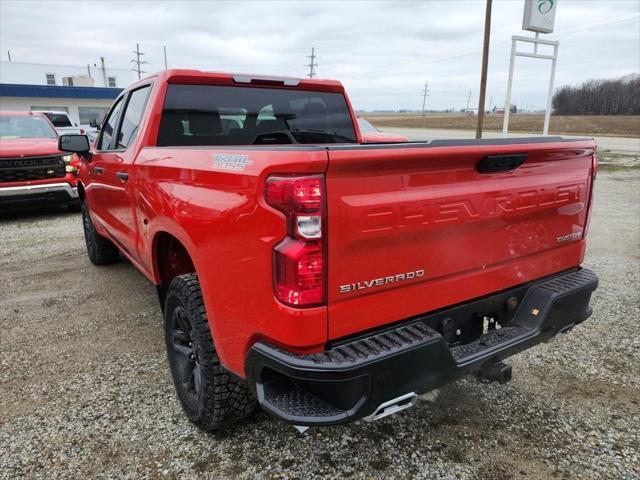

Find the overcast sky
[[1, 0, 638, 111]]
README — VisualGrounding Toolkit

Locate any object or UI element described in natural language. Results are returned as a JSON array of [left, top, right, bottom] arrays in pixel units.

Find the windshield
[[0, 115, 57, 139], [42, 112, 73, 127], [357, 118, 379, 133], [158, 84, 356, 146]]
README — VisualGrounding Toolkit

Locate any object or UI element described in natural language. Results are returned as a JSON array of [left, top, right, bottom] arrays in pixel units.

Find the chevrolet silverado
[[0, 111, 81, 210], [58, 69, 598, 431]]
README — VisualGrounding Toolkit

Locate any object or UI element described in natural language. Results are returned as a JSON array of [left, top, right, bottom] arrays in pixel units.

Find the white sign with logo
[[523, 0, 557, 33]]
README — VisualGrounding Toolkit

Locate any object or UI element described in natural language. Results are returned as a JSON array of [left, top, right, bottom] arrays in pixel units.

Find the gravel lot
[[1, 168, 639, 479]]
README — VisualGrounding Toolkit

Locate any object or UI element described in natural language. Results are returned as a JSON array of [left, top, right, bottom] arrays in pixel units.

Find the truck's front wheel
[[82, 201, 119, 265], [164, 273, 256, 431]]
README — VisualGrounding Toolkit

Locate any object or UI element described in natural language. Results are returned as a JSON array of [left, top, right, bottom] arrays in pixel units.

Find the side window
[[98, 96, 125, 150], [117, 86, 151, 149]]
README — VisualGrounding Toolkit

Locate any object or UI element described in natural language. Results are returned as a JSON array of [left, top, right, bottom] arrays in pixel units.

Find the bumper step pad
[[307, 322, 438, 365], [246, 268, 598, 426], [450, 326, 529, 362], [266, 389, 342, 418]]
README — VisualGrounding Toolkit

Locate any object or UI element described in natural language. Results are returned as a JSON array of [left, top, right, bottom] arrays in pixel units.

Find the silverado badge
[[339, 269, 425, 293]]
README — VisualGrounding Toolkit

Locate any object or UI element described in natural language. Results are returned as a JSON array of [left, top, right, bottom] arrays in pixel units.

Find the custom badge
[[556, 231, 582, 243]]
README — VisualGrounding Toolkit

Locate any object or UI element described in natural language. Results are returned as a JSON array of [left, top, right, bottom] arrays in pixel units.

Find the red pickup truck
[[58, 70, 598, 431], [0, 111, 81, 210]]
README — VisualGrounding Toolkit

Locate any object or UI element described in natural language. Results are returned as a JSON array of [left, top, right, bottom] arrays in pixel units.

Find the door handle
[[93, 166, 104, 175], [116, 171, 129, 182]]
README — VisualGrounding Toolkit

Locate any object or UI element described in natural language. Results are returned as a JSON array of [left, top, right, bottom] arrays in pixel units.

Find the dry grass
[[364, 114, 640, 138]]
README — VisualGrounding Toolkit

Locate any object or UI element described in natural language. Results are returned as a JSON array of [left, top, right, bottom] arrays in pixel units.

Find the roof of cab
[[131, 69, 345, 93]]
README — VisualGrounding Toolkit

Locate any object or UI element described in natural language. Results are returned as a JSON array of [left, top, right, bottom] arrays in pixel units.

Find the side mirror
[[59, 134, 92, 161]]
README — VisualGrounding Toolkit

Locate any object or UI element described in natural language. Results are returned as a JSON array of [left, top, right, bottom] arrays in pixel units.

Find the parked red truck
[[58, 70, 598, 431], [0, 111, 81, 210]]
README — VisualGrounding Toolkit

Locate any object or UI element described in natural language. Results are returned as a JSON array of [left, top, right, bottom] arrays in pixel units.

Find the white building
[[0, 61, 136, 127], [0, 60, 135, 89]]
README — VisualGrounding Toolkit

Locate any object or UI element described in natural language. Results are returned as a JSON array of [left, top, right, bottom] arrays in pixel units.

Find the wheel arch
[[152, 230, 197, 310]]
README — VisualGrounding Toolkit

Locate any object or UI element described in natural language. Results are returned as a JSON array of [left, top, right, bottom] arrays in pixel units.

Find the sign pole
[[503, 0, 559, 136], [502, 38, 516, 137], [543, 43, 559, 135]]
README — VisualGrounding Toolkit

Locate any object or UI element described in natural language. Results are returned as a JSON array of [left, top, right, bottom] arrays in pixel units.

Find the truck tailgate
[[325, 138, 596, 340]]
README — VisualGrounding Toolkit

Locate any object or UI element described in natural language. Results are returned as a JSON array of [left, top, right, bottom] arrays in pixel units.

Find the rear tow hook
[[474, 361, 512, 384]]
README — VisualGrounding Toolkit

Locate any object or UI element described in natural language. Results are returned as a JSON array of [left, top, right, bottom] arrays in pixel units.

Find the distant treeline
[[552, 76, 640, 115]]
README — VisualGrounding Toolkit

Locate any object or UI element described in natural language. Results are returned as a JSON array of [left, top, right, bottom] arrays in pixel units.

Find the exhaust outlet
[[366, 392, 418, 422]]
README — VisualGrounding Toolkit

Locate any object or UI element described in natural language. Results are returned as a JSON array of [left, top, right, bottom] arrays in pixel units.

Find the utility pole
[[163, 45, 168, 70], [100, 56, 108, 87], [306, 47, 318, 79], [488, 95, 493, 111], [7, 50, 11, 62], [466, 90, 472, 113], [131, 43, 147, 80], [476, 0, 493, 138], [421, 81, 430, 116]]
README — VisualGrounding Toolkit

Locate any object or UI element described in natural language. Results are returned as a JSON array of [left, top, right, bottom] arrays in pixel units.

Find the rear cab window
[[157, 84, 356, 146]]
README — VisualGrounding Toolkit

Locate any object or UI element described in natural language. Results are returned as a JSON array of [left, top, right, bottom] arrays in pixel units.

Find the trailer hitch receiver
[[475, 361, 512, 384]]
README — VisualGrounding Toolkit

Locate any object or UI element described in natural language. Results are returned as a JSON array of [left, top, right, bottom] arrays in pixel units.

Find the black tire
[[81, 201, 119, 265], [164, 273, 256, 431]]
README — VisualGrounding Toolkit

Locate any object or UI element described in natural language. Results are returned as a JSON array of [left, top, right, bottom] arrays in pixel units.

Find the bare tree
[[552, 75, 640, 115]]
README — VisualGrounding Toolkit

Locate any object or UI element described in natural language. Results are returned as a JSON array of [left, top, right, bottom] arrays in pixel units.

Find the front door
[[92, 84, 151, 263]]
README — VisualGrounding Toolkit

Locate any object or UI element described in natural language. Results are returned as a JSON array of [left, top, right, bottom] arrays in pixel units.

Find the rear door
[[325, 139, 596, 340]]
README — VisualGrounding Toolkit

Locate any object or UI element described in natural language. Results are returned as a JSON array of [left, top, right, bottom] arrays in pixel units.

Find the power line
[[421, 80, 430, 116], [131, 43, 147, 80], [306, 47, 318, 79]]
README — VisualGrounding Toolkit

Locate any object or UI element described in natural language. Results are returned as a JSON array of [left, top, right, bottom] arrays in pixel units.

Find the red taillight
[[266, 174, 326, 307], [266, 176, 322, 214], [274, 239, 324, 305]]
